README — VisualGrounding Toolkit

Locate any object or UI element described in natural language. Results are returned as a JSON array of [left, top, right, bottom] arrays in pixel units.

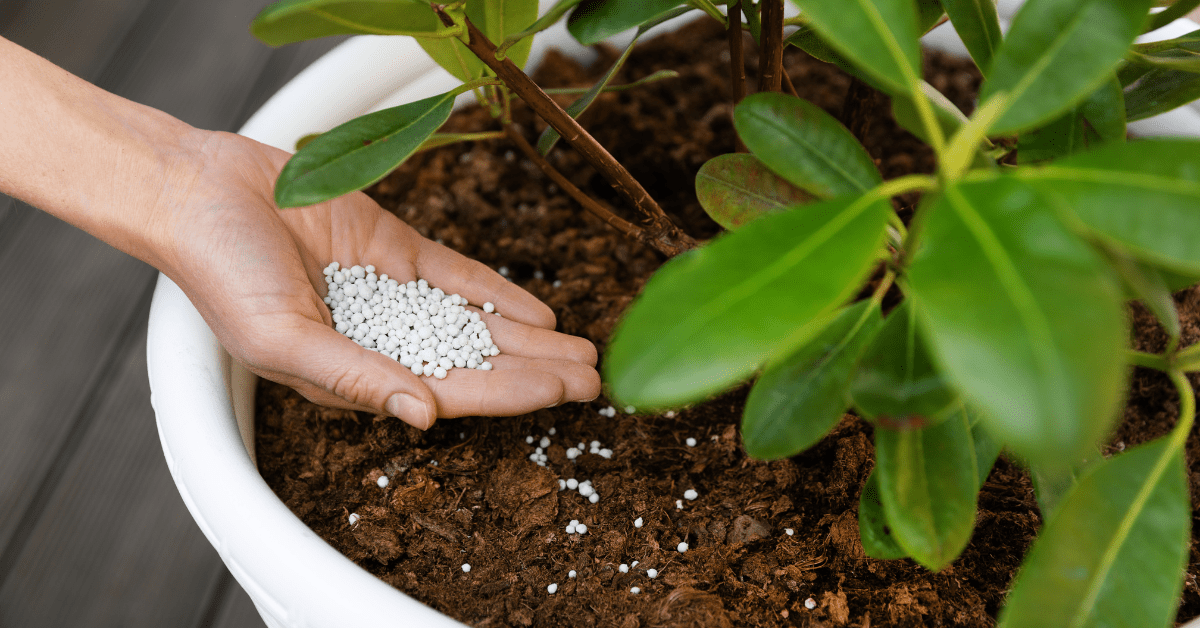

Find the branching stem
[[434, 7, 697, 256], [504, 126, 661, 251]]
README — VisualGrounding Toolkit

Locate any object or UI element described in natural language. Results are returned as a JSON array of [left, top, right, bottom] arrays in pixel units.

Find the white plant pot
[[147, 7, 1200, 628]]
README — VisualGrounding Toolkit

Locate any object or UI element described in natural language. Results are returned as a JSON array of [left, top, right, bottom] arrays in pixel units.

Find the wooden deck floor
[[0, 2, 343, 625]]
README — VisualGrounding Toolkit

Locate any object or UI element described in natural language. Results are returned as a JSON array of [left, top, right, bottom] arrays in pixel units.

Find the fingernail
[[387, 393, 433, 430]]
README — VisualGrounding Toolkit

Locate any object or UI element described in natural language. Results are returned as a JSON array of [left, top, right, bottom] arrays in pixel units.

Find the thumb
[[247, 317, 438, 430]]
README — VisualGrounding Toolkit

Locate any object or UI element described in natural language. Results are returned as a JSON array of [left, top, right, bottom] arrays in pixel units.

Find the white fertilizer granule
[[323, 263, 500, 378]]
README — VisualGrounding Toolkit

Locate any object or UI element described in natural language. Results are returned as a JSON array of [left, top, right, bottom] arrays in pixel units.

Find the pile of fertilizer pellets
[[322, 262, 500, 379]]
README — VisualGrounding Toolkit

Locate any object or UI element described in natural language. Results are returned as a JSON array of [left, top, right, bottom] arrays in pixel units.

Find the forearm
[[0, 36, 200, 269]]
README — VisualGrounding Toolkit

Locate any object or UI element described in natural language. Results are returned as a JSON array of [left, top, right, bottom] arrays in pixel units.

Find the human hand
[[154, 130, 600, 429]]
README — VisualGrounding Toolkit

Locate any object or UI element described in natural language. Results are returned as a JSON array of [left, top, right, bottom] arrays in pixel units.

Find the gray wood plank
[[212, 574, 269, 628], [98, 0, 283, 132], [0, 328, 224, 627], [0, 0, 154, 81], [0, 208, 157, 553]]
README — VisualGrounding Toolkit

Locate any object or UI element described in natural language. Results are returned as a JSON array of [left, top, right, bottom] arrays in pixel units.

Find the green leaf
[[604, 194, 891, 409], [567, 0, 685, 45], [787, 0, 924, 97], [850, 300, 959, 426], [537, 6, 688, 155], [418, 0, 540, 82], [940, 0, 1002, 75], [999, 438, 1189, 628], [859, 471, 909, 559], [695, 154, 817, 230], [1124, 65, 1200, 121], [742, 300, 884, 459], [1015, 138, 1200, 275], [905, 179, 1128, 468], [734, 92, 882, 198], [874, 406, 979, 570], [275, 90, 456, 208], [978, 0, 1153, 135], [251, 0, 445, 45], [1018, 76, 1126, 164]]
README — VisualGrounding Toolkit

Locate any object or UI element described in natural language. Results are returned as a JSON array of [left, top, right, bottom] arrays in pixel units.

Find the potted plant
[[149, 0, 1200, 626]]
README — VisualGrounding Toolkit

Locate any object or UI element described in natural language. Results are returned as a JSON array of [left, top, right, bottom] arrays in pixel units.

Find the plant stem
[[758, 0, 784, 93], [1178, 343, 1200, 373], [1129, 350, 1172, 372], [435, 7, 697, 256], [504, 125, 661, 251], [727, 0, 747, 104], [781, 70, 799, 98], [1168, 369, 1195, 449]]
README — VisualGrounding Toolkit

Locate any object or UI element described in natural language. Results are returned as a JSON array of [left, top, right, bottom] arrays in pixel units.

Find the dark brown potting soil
[[255, 18, 1200, 627]]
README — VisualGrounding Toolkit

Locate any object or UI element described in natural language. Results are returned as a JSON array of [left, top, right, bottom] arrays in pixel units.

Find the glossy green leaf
[[859, 471, 909, 559], [874, 406, 979, 570], [1124, 65, 1200, 121], [783, 25, 968, 147], [538, 6, 688, 155], [604, 194, 891, 409], [851, 300, 959, 425], [251, 0, 445, 46], [742, 301, 884, 459], [696, 154, 817, 230], [999, 438, 1189, 628], [905, 179, 1128, 468], [787, 0, 924, 97], [418, 0, 540, 82], [941, 0, 1002, 74], [567, 0, 685, 45], [1015, 138, 1200, 275], [979, 0, 1152, 135], [275, 90, 456, 208], [1019, 76, 1126, 164], [735, 92, 882, 198]]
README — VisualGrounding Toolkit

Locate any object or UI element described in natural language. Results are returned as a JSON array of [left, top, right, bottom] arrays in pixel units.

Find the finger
[[487, 354, 601, 405], [412, 235, 557, 330], [423, 367, 565, 418], [242, 316, 438, 429], [475, 307, 598, 366]]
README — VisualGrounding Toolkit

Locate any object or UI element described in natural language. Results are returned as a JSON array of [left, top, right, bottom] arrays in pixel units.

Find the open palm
[[157, 130, 600, 429]]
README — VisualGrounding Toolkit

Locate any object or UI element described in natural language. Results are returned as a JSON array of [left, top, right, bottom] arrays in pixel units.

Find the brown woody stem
[[504, 126, 659, 250], [434, 6, 696, 256], [727, 0, 747, 103], [758, 0, 784, 93]]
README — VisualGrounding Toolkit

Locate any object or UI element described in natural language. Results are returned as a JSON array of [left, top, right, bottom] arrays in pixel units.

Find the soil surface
[[255, 18, 1200, 627]]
